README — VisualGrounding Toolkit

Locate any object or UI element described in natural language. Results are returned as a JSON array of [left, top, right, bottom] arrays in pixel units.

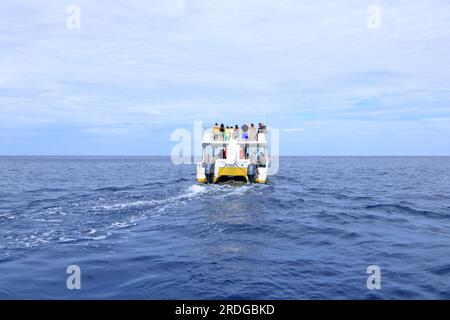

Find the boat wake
[[0, 183, 261, 251]]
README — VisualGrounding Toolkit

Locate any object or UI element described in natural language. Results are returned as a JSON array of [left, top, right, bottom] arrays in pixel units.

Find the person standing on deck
[[227, 126, 234, 141], [224, 126, 231, 141], [248, 123, 257, 160], [257, 122, 267, 140], [241, 123, 249, 140], [232, 125, 240, 140], [219, 123, 225, 141], [257, 123, 267, 137], [213, 123, 220, 141], [248, 123, 257, 141], [241, 124, 249, 158]]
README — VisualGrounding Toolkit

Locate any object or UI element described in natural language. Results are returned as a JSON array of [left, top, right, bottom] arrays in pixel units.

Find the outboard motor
[[205, 163, 214, 184], [247, 164, 257, 184]]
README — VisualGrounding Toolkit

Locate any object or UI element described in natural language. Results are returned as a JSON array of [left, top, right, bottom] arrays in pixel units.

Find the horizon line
[[1, 154, 450, 157]]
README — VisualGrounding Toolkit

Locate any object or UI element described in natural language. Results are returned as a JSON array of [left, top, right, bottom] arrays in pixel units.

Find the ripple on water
[[1, 156, 450, 299]]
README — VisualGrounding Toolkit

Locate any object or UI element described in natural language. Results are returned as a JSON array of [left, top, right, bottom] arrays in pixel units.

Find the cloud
[[0, 0, 450, 154], [83, 127, 129, 135], [282, 128, 305, 132]]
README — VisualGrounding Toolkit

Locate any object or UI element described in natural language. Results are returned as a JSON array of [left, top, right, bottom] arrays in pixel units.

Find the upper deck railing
[[202, 132, 267, 145], [202, 127, 268, 145]]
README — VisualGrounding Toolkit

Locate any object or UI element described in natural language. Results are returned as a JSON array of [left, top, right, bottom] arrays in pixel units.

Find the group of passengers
[[212, 123, 267, 141]]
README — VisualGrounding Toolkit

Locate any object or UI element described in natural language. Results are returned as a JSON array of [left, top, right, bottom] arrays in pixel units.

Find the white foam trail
[[178, 184, 208, 199], [99, 200, 156, 210], [91, 183, 249, 238], [107, 221, 134, 229], [90, 235, 107, 241], [100, 184, 208, 211]]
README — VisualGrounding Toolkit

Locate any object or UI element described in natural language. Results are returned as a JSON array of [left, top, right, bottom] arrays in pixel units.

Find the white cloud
[[282, 128, 305, 132], [0, 0, 450, 154], [83, 127, 129, 135]]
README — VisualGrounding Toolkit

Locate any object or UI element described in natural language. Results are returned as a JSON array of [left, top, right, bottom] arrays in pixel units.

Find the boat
[[196, 125, 269, 184]]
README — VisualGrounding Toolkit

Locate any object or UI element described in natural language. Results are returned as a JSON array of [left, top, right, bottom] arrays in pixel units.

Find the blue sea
[[0, 156, 449, 299]]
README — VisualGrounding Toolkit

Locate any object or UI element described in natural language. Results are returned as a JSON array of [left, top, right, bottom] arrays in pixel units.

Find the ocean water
[[0, 156, 449, 299]]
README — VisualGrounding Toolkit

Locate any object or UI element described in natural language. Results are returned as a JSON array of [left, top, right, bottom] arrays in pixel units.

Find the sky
[[1, 0, 450, 155]]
